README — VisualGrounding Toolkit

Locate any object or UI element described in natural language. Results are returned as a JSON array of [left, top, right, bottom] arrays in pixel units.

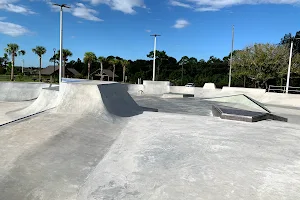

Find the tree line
[[1, 31, 300, 88]]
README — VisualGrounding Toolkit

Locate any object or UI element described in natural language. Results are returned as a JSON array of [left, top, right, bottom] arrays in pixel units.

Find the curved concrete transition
[[0, 82, 55, 102], [1, 80, 300, 200], [55, 81, 143, 118], [4, 81, 145, 125]]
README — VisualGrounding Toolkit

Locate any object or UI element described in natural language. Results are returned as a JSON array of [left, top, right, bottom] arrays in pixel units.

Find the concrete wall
[[222, 87, 266, 96], [194, 88, 223, 98], [169, 86, 195, 94], [0, 82, 55, 102], [121, 84, 144, 95], [143, 81, 170, 95], [259, 93, 300, 107]]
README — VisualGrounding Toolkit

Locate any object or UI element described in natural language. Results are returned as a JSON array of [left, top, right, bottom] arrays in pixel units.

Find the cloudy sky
[[1, 0, 300, 66]]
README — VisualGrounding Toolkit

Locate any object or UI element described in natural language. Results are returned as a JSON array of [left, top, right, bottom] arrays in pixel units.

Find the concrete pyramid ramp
[[54, 82, 143, 118]]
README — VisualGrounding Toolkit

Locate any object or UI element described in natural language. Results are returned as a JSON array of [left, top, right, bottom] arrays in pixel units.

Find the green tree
[[83, 52, 97, 80], [232, 43, 299, 88], [32, 46, 47, 81], [4, 44, 25, 81], [108, 57, 119, 81], [147, 50, 168, 80]]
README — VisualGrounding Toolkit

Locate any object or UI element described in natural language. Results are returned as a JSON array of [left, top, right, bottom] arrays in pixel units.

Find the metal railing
[[268, 85, 300, 94]]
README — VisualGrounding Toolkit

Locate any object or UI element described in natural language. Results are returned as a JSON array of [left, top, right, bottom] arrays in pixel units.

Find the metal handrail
[[268, 85, 300, 93]]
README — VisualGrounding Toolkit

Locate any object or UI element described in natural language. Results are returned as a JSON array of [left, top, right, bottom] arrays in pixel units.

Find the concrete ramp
[[54, 82, 143, 118], [0, 82, 54, 102], [3, 82, 145, 126], [7, 86, 59, 118]]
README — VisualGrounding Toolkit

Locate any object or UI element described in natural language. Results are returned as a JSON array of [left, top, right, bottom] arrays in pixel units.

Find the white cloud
[[170, 0, 192, 8], [46, 1, 102, 21], [72, 3, 103, 21], [170, 0, 300, 11], [0, 21, 29, 36], [0, 16, 6, 20], [145, 29, 151, 33], [0, 0, 35, 14], [84, 0, 145, 14], [173, 19, 189, 29]]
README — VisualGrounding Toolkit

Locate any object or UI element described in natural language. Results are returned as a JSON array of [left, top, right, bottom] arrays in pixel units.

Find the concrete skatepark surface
[[1, 81, 300, 199]]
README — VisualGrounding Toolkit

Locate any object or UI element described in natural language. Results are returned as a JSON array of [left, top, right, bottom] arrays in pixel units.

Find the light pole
[[151, 34, 161, 81], [53, 3, 70, 85], [286, 37, 300, 94], [21, 59, 24, 74], [286, 39, 294, 94], [53, 48, 56, 82], [229, 25, 234, 87]]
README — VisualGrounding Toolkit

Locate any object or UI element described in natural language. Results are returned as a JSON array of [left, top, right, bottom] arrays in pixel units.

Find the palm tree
[[83, 52, 97, 80], [57, 49, 73, 77], [98, 56, 106, 81], [179, 56, 189, 85], [49, 54, 59, 65], [5, 44, 26, 81], [32, 46, 47, 81], [120, 59, 129, 82], [108, 57, 119, 81]]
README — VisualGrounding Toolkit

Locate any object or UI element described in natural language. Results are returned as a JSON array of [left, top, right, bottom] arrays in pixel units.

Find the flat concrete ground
[[1, 96, 300, 199], [133, 96, 214, 116], [133, 95, 300, 124]]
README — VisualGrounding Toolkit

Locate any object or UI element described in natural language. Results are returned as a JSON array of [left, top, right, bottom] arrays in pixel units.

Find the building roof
[[67, 68, 81, 76], [41, 66, 80, 76], [41, 66, 59, 75], [95, 69, 119, 78]]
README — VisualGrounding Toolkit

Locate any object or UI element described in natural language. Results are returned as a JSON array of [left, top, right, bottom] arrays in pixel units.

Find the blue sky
[[1, 0, 300, 67]]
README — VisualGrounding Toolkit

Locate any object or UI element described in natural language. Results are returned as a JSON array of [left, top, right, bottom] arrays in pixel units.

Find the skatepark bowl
[[1, 80, 300, 200]]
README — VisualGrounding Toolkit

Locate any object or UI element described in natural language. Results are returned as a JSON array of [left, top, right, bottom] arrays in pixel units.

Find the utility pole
[[229, 25, 234, 87], [151, 34, 161, 81], [53, 3, 70, 85], [286, 39, 294, 94]]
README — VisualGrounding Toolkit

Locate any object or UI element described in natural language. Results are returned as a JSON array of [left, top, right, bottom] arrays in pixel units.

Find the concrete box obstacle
[[203, 83, 216, 90]]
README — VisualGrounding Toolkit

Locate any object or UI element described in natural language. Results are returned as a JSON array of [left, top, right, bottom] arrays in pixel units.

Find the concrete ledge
[[162, 93, 194, 98], [212, 105, 287, 123]]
